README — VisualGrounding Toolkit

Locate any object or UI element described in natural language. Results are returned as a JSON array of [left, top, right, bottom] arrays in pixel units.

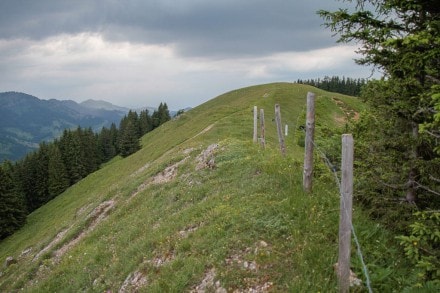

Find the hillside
[[0, 83, 413, 292], [0, 92, 128, 161]]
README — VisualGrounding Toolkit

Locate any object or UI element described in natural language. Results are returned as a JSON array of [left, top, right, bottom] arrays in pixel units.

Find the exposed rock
[[333, 262, 363, 287], [191, 268, 226, 293], [20, 247, 33, 258], [119, 271, 148, 293], [4, 256, 17, 268], [196, 144, 219, 170], [151, 157, 189, 185]]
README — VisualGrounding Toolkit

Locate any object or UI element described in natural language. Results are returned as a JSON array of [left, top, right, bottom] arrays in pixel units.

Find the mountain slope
[[0, 92, 128, 161], [0, 83, 413, 292]]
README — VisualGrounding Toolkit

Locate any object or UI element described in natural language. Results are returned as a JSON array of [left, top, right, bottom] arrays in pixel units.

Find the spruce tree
[[0, 163, 27, 239], [139, 109, 153, 135], [118, 112, 141, 157], [320, 1, 440, 218], [47, 144, 69, 199]]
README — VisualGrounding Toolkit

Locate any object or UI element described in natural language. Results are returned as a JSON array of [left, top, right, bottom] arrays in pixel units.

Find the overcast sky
[[0, 0, 374, 109]]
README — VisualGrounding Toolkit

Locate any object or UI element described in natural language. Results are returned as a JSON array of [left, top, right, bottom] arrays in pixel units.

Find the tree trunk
[[406, 122, 419, 203]]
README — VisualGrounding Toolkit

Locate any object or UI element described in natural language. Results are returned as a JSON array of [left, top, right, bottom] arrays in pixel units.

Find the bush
[[397, 211, 440, 288]]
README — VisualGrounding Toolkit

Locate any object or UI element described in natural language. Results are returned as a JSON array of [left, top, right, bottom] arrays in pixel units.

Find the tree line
[[296, 76, 367, 96], [0, 102, 171, 239]]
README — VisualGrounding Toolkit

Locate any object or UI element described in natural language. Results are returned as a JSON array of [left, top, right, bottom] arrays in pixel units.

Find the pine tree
[[47, 144, 69, 199], [59, 129, 86, 184], [118, 111, 141, 157], [98, 126, 117, 162], [320, 1, 440, 219], [139, 109, 153, 135], [118, 119, 141, 157], [0, 163, 27, 239]]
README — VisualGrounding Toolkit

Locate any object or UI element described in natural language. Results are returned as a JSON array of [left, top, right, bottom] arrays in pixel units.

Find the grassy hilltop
[[0, 83, 412, 291]]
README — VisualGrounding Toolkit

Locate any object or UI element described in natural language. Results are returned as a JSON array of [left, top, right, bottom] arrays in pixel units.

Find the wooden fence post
[[303, 92, 315, 193], [338, 134, 354, 293], [275, 104, 286, 156], [253, 106, 258, 143], [260, 108, 266, 148]]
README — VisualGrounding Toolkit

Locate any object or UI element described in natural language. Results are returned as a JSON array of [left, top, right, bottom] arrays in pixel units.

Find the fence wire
[[309, 136, 373, 293]]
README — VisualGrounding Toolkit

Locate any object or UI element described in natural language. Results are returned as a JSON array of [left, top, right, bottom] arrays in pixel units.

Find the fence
[[252, 93, 372, 293]]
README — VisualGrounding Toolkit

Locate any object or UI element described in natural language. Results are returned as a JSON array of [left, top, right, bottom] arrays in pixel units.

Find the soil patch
[[53, 200, 116, 260], [33, 228, 71, 261]]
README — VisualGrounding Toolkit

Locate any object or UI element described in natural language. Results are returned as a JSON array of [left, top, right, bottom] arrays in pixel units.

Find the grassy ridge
[[0, 83, 412, 291]]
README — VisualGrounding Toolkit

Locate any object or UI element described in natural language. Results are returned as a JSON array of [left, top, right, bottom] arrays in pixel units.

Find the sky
[[0, 0, 375, 110]]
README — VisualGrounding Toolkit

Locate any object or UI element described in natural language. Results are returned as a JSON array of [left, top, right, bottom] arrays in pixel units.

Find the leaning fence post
[[260, 108, 266, 148], [253, 106, 258, 143], [275, 104, 286, 156], [338, 134, 354, 293], [303, 92, 315, 193]]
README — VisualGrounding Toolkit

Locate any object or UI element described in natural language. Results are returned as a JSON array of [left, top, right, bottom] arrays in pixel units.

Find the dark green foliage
[[0, 163, 26, 239], [296, 76, 367, 96], [397, 211, 440, 285], [78, 127, 101, 174], [139, 109, 153, 135], [118, 110, 141, 157], [320, 1, 440, 288], [118, 119, 141, 157], [320, 0, 440, 216], [58, 129, 86, 184], [97, 124, 118, 162], [152, 102, 171, 128], [0, 101, 170, 238], [47, 144, 69, 199]]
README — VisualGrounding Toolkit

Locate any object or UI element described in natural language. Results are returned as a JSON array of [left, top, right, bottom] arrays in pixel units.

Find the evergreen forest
[[296, 76, 367, 96], [0, 103, 171, 239]]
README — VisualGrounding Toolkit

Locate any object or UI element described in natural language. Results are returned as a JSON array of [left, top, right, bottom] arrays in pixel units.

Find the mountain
[[80, 99, 129, 112], [0, 92, 128, 161], [0, 83, 415, 291]]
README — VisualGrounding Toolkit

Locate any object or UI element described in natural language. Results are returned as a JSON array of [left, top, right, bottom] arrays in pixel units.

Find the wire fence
[[310, 135, 373, 293], [254, 101, 373, 292]]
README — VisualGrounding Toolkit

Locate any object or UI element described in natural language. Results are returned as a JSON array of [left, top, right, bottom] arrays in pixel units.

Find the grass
[[0, 83, 417, 292]]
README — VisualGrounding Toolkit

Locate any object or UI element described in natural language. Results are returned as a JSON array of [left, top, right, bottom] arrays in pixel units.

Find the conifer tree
[[0, 163, 27, 239], [320, 1, 440, 219], [98, 126, 117, 161], [139, 109, 153, 135], [47, 144, 69, 199], [59, 129, 86, 184], [118, 111, 141, 157]]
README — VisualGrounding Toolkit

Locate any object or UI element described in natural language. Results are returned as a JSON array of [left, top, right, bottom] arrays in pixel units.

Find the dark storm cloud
[[0, 0, 341, 58]]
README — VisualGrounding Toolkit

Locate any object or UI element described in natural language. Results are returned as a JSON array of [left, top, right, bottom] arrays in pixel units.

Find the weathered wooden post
[[285, 124, 288, 136], [253, 106, 258, 143], [260, 108, 266, 148], [275, 104, 286, 156], [303, 92, 315, 193], [338, 134, 354, 293]]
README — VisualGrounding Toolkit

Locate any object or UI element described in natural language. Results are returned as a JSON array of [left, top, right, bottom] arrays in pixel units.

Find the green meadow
[[0, 83, 414, 292]]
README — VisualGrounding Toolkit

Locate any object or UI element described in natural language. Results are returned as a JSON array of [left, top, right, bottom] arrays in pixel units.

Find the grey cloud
[[0, 0, 342, 58]]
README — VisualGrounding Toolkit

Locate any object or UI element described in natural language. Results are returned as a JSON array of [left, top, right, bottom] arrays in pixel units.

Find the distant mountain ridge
[[0, 92, 129, 161], [79, 99, 129, 112]]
